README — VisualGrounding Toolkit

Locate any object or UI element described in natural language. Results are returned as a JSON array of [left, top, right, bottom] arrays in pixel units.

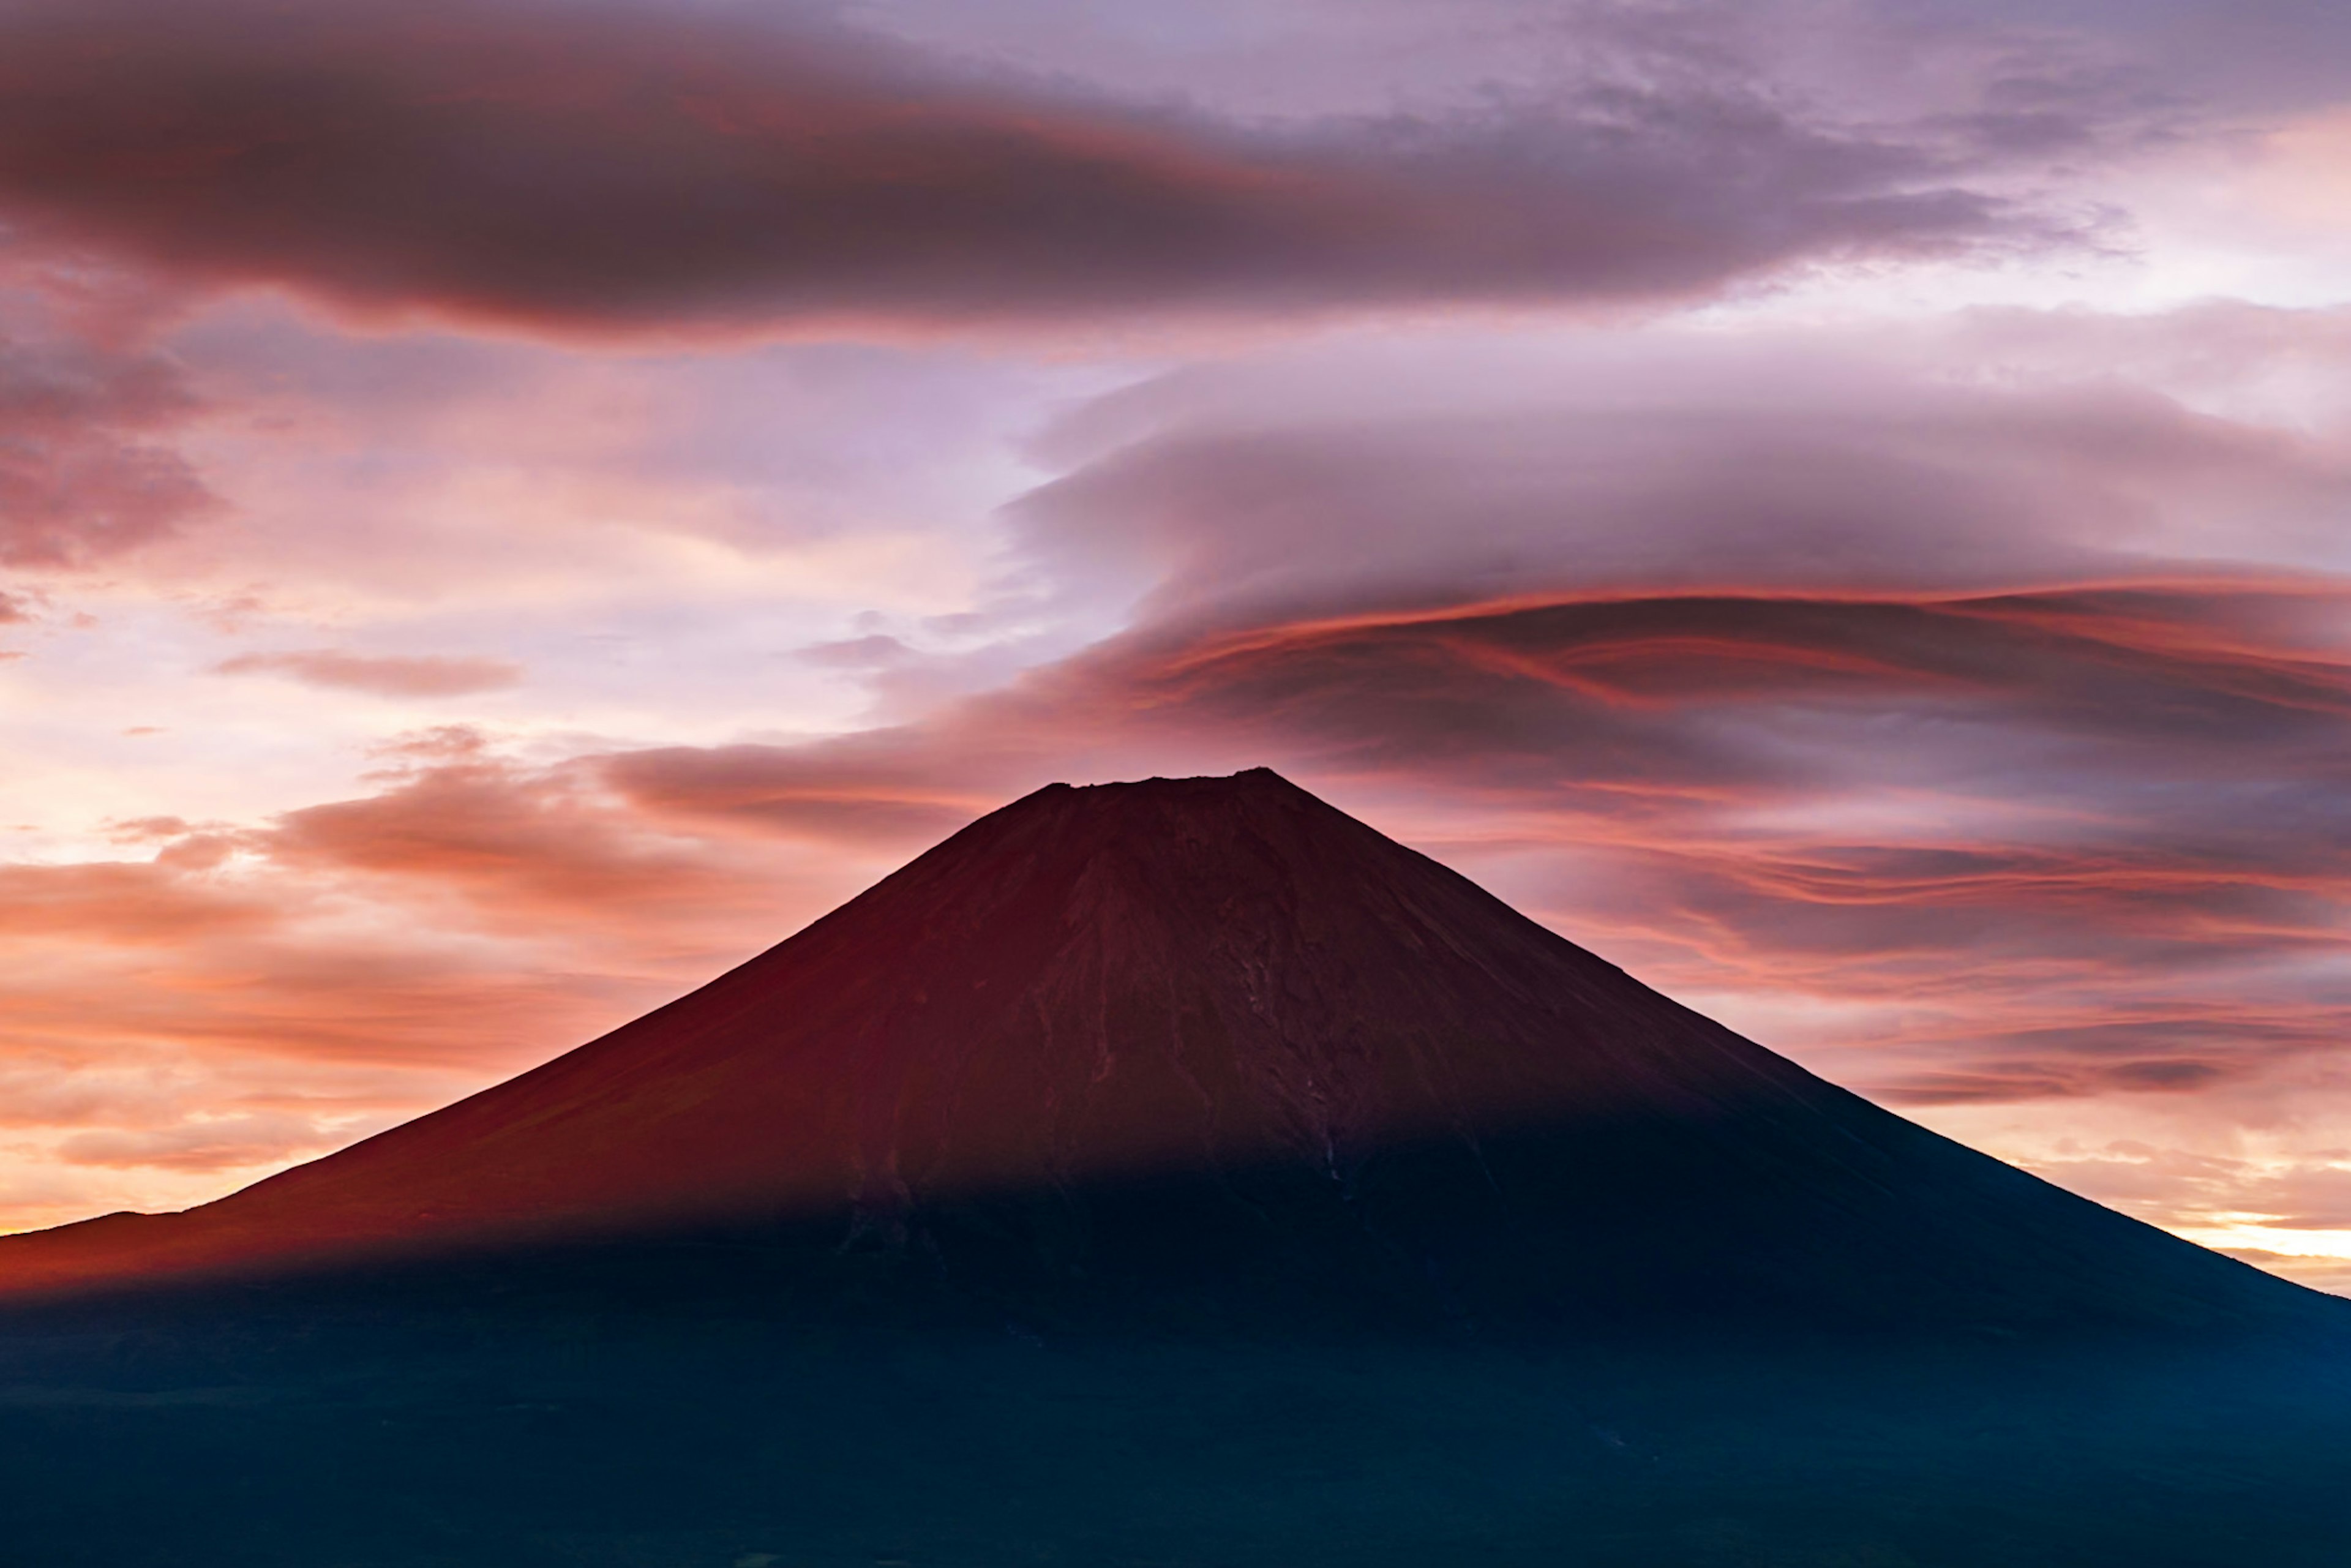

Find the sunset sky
[[5, 0, 2351, 1291]]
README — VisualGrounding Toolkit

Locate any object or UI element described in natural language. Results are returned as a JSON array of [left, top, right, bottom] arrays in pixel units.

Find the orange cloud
[[0, 743, 890, 1228], [54, 1111, 348, 1173]]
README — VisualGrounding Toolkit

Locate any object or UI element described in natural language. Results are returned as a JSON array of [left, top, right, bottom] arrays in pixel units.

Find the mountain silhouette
[[4, 768, 2324, 1336]]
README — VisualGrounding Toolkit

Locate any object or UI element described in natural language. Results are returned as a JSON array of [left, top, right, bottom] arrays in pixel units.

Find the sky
[[4, 0, 2351, 1292]]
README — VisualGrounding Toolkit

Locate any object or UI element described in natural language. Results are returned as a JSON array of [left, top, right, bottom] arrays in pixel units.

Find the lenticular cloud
[[0, 0, 2030, 336]]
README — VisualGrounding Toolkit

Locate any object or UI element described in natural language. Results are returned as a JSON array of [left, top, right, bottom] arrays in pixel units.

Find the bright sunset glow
[[4, 0, 2351, 1296]]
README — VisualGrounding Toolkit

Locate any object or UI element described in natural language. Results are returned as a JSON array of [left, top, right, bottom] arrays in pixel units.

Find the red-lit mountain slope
[[1, 770, 2331, 1331]]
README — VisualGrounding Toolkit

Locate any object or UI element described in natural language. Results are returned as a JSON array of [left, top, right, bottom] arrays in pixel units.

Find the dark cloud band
[[0, 0, 2031, 334]]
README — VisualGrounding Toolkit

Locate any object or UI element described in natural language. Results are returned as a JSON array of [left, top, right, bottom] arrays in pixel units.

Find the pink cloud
[[0, 326, 214, 565], [214, 648, 522, 697]]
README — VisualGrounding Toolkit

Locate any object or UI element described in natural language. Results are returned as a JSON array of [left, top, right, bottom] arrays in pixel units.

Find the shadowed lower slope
[[1, 768, 2334, 1336]]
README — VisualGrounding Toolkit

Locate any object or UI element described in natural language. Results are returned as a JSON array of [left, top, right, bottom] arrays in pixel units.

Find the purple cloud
[[0, 0, 2049, 337]]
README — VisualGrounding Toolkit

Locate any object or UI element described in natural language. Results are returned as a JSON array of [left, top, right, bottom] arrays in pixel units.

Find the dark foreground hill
[[1, 770, 2347, 1566]]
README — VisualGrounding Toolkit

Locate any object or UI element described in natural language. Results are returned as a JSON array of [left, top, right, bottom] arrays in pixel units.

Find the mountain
[[2, 768, 2324, 1336], [7, 770, 2350, 1568]]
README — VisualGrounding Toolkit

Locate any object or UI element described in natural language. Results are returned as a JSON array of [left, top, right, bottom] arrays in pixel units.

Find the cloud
[[602, 741, 1006, 847], [0, 326, 214, 565], [7, 747, 861, 1052], [1010, 324, 2351, 630], [265, 749, 804, 926], [0, 0, 2046, 338], [0, 735, 890, 1223], [1879, 0, 2351, 117], [53, 1111, 350, 1173], [0, 858, 276, 945], [214, 648, 522, 697], [1111, 585, 2351, 786]]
